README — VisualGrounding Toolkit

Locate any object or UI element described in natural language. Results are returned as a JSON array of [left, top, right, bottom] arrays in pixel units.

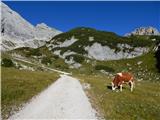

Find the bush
[[53, 55, 59, 60], [41, 57, 52, 65], [66, 54, 84, 63], [26, 49, 42, 57], [155, 46, 160, 72], [1, 58, 14, 67], [95, 65, 115, 72]]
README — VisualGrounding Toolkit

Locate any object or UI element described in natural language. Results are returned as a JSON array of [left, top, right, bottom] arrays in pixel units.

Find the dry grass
[[1, 67, 59, 119]]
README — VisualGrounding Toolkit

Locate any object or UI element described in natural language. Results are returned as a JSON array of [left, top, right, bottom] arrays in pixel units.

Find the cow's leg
[[133, 81, 135, 88], [118, 81, 123, 92], [111, 82, 116, 90], [130, 81, 134, 92], [120, 84, 123, 92]]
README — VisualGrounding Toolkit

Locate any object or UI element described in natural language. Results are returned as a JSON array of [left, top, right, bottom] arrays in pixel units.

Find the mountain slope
[[1, 2, 61, 51], [45, 27, 157, 67]]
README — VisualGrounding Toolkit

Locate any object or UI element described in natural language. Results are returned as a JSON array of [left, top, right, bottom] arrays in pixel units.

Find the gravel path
[[9, 75, 97, 119]]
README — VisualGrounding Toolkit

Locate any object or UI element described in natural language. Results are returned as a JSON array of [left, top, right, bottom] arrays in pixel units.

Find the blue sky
[[3, 1, 160, 35]]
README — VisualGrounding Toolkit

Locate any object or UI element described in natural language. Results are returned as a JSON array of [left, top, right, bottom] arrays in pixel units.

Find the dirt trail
[[9, 75, 97, 119]]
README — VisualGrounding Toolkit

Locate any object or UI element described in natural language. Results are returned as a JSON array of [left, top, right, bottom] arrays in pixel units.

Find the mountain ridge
[[44, 27, 159, 68], [1, 2, 62, 51]]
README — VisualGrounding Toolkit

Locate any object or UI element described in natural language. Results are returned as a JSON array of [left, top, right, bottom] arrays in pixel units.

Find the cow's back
[[113, 72, 134, 86], [120, 72, 133, 82]]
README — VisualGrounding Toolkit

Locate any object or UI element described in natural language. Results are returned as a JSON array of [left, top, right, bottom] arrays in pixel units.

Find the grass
[[1, 67, 59, 119], [71, 52, 160, 120], [75, 74, 160, 120]]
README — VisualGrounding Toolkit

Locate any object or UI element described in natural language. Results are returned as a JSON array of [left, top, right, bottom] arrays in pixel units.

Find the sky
[[3, 1, 160, 36]]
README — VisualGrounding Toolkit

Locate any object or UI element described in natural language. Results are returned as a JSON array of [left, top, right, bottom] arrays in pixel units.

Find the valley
[[1, 1, 160, 120], [1, 38, 160, 119]]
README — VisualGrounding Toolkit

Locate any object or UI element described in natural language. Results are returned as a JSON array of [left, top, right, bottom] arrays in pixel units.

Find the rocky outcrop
[[84, 43, 149, 60], [125, 27, 160, 36]]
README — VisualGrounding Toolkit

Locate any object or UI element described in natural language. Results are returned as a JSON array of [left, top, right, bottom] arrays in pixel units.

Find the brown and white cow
[[111, 72, 134, 92]]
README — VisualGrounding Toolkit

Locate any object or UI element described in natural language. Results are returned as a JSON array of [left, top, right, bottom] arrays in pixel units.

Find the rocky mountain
[[45, 27, 156, 68], [125, 27, 160, 36], [1, 2, 62, 51]]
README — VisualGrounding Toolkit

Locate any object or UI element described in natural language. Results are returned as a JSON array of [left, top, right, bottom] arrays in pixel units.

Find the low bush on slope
[[1, 58, 14, 67], [155, 46, 160, 72]]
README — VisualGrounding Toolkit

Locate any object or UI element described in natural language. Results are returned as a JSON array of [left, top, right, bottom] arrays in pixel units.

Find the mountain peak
[[36, 23, 49, 28], [1, 2, 61, 51], [125, 26, 160, 36]]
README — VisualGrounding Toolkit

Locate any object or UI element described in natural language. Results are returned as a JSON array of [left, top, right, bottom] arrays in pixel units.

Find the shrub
[[41, 57, 52, 65], [53, 55, 59, 59], [95, 65, 115, 72], [1, 58, 14, 67], [26, 49, 42, 57], [66, 54, 84, 63], [155, 46, 160, 72]]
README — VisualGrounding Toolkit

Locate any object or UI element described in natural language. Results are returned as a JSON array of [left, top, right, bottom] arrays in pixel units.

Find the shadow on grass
[[107, 85, 112, 90], [106, 85, 126, 91]]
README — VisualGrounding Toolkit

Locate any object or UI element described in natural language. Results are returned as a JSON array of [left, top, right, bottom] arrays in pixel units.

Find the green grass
[[75, 74, 160, 120], [1, 67, 59, 119], [71, 52, 160, 120]]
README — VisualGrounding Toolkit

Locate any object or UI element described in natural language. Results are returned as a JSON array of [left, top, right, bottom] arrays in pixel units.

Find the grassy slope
[[76, 74, 160, 120], [1, 67, 59, 119], [96, 52, 159, 80], [73, 52, 160, 120], [8, 46, 69, 71]]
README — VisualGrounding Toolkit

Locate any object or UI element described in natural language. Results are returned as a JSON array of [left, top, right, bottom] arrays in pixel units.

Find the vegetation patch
[[25, 48, 42, 57], [95, 65, 115, 72], [41, 57, 52, 65], [66, 54, 85, 63], [1, 58, 14, 67]]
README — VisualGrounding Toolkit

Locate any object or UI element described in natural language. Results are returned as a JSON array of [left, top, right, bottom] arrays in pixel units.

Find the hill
[[45, 27, 158, 68]]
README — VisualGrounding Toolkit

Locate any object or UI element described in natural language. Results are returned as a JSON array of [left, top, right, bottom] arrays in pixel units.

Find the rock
[[125, 26, 160, 36], [82, 83, 91, 90], [85, 43, 149, 60], [137, 61, 143, 65]]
